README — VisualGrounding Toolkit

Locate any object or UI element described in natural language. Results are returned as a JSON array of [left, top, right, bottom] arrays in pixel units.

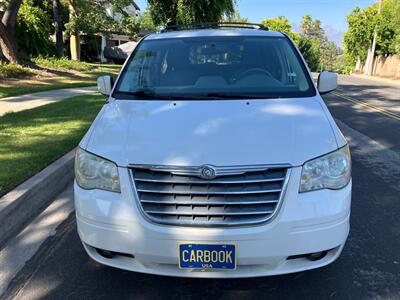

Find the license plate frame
[[178, 243, 236, 270]]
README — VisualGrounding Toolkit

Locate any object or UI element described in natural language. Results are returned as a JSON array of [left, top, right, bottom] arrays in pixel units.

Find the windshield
[[114, 36, 316, 100]]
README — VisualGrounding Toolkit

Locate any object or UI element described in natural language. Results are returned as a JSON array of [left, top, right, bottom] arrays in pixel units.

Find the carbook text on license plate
[[178, 243, 236, 270]]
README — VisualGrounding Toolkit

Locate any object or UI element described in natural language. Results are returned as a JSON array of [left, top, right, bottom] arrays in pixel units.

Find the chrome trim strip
[[130, 163, 291, 178], [147, 218, 271, 227]]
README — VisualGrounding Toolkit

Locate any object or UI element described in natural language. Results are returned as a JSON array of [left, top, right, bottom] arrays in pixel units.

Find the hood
[[83, 97, 338, 167]]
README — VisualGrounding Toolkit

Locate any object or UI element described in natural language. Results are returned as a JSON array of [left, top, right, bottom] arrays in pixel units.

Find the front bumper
[[74, 166, 351, 278]]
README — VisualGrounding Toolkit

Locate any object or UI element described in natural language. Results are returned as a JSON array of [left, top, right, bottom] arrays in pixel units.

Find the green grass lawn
[[0, 64, 121, 99], [0, 93, 104, 196]]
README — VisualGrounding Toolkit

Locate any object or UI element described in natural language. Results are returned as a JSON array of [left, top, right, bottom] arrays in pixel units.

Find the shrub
[[31, 57, 93, 72], [15, 0, 54, 57], [0, 62, 33, 80]]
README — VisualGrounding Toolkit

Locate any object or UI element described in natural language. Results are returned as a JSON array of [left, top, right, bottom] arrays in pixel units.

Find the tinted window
[[115, 36, 316, 99]]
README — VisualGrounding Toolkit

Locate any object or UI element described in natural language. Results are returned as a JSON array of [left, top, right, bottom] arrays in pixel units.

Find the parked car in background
[[103, 41, 138, 64], [75, 23, 352, 278]]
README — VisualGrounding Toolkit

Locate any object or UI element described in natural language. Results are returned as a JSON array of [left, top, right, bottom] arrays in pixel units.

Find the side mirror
[[97, 75, 114, 96], [317, 71, 337, 94]]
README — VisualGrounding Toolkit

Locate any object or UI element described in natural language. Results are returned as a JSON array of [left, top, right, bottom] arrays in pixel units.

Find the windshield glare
[[115, 36, 316, 99]]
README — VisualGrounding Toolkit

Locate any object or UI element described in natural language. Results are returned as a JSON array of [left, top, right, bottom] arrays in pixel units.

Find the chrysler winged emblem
[[199, 165, 217, 180]]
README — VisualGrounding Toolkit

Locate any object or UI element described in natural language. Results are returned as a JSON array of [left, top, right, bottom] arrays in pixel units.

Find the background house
[[100, 0, 141, 62]]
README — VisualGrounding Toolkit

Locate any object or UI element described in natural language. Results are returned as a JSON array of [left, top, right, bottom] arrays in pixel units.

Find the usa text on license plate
[[179, 243, 236, 270]]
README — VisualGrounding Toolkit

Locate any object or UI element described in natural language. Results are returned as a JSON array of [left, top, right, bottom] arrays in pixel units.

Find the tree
[[300, 14, 325, 43], [297, 35, 320, 71], [377, 0, 400, 55], [300, 15, 332, 71], [137, 9, 159, 33], [344, 5, 379, 67], [320, 40, 341, 71], [0, 0, 23, 63], [343, 0, 400, 72], [15, 0, 54, 57], [260, 15, 323, 71], [65, 0, 140, 60], [147, 0, 176, 26], [391, 0, 400, 53], [148, 0, 235, 26], [53, 0, 64, 57], [261, 16, 292, 34], [300, 15, 312, 36], [261, 16, 301, 42], [222, 9, 248, 23], [66, 0, 137, 37], [68, 2, 80, 60]]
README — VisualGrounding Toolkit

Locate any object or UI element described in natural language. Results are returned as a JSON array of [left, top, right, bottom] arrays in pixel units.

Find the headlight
[[75, 148, 120, 193], [300, 145, 351, 193]]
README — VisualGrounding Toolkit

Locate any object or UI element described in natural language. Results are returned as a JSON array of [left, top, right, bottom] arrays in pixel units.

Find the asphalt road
[[2, 75, 400, 300]]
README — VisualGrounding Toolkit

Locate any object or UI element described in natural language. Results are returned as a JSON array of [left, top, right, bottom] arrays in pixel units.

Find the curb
[[0, 148, 76, 249]]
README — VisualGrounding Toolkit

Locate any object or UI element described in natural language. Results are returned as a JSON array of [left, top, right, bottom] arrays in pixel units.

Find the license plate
[[178, 243, 236, 270]]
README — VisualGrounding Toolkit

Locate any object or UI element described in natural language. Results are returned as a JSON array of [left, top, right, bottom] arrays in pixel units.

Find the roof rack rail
[[161, 22, 268, 33]]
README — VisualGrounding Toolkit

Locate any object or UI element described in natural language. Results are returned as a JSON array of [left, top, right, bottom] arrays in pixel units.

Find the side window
[[281, 42, 309, 91], [120, 49, 158, 90]]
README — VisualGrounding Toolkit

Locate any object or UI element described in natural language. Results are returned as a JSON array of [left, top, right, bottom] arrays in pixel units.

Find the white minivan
[[74, 23, 351, 278]]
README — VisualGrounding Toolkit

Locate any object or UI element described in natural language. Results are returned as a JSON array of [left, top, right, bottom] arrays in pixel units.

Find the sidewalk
[[0, 86, 97, 116]]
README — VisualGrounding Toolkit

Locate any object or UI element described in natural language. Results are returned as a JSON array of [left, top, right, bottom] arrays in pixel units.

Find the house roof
[[98, 0, 140, 11], [132, 1, 140, 11]]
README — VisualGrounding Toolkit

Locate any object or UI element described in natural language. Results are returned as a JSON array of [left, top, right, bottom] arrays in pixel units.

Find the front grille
[[130, 165, 290, 227]]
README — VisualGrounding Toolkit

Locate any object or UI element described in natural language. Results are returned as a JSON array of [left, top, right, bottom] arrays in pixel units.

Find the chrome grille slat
[[140, 199, 279, 205], [134, 177, 286, 184], [130, 164, 290, 227], [136, 188, 282, 195], [146, 210, 274, 216]]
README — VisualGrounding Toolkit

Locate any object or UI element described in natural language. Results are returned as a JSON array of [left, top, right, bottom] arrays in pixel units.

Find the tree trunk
[[1, 0, 23, 63], [364, 0, 383, 76], [52, 0, 64, 57], [70, 32, 80, 61], [2, 0, 23, 51], [69, 3, 80, 61], [167, 0, 179, 26], [0, 20, 19, 63]]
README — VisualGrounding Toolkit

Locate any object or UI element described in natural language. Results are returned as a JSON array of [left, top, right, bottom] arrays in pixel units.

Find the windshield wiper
[[114, 90, 207, 100], [114, 91, 274, 100], [205, 93, 265, 99], [114, 90, 160, 99]]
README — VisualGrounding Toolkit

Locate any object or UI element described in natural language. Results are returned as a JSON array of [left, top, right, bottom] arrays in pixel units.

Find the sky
[[134, 0, 376, 45]]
